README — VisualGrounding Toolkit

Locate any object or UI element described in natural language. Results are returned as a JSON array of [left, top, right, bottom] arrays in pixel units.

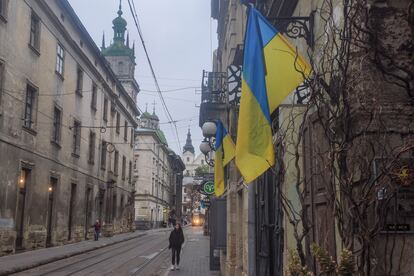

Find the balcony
[[199, 70, 228, 126]]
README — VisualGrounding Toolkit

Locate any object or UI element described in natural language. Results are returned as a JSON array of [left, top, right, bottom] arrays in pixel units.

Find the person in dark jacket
[[169, 222, 184, 270], [93, 220, 101, 241]]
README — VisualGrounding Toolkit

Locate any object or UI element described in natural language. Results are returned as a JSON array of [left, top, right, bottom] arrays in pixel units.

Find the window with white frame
[[52, 106, 62, 144], [24, 84, 37, 130], [72, 120, 81, 156], [56, 43, 64, 76]]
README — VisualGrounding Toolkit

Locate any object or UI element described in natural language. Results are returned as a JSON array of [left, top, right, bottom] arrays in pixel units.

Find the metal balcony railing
[[201, 70, 227, 105]]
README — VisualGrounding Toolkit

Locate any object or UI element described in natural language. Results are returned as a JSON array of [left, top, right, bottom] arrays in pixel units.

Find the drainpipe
[[248, 183, 256, 275]]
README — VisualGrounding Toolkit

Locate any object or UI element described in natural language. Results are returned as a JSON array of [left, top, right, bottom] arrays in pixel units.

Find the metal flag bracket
[[268, 11, 315, 49]]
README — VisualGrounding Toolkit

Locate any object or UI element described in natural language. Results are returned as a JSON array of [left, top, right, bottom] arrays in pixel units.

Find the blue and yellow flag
[[214, 121, 235, 196], [235, 7, 310, 183]]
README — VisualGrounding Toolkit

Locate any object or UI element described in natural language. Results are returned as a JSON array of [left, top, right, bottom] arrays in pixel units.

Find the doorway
[[84, 187, 92, 239], [68, 183, 76, 241], [15, 168, 30, 250], [46, 177, 57, 247]]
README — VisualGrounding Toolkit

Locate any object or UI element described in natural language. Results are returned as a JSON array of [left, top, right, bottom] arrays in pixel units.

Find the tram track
[[14, 230, 171, 276]]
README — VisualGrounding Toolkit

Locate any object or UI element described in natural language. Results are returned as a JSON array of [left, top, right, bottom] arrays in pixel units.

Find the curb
[[0, 232, 147, 276]]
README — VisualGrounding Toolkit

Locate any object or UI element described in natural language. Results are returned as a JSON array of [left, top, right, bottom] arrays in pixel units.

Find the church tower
[[102, 0, 139, 103], [182, 128, 195, 166]]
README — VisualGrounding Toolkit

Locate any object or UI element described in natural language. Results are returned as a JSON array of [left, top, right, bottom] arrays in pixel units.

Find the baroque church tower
[[101, 1, 139, 103]]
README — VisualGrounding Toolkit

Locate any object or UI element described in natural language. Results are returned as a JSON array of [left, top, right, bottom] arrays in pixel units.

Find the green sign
[[203, 181, 215, 195]]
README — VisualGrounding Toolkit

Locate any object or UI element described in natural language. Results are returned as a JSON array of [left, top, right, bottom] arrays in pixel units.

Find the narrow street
[[8, 226, 216, 276], [11, 229, 171, 276]]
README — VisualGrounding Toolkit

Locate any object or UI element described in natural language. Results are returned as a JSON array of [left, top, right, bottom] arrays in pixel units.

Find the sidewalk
[[0, 228, 169, 276], [167, 227, 219, 276]]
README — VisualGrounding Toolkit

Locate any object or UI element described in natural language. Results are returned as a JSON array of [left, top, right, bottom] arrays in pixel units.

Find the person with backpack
[[168, 222, 184, 270]]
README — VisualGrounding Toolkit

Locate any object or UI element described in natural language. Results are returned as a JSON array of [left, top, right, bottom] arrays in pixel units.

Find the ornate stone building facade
[[205, 0, 414, 275], [0, 0, 139, 255], [133, 109, 184, 229]]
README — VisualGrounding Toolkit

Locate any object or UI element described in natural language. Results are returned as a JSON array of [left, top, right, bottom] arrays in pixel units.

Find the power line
[[140, 92, 198, 104], [1, 89, 135, 150], [127, 0, 181, 151], [137, 75, 199, 82], [2, 87, 143, 114], [140, 86, 198, 93]]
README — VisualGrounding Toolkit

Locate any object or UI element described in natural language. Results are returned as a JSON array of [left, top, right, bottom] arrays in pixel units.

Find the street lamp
[[202, 121, 217, 138], [199, 121, 217, 167]]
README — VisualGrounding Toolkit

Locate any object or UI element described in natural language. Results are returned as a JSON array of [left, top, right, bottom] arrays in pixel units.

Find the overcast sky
[[69, 0, 217, 155]]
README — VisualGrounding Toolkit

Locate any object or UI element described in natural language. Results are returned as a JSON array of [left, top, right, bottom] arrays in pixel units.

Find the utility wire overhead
[[140, 86, 198, 93], [137, 75, 199, 82], [127, 0, 181, 151]]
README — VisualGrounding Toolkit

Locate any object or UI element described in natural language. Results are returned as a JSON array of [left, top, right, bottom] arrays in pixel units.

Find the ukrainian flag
[[214, 121, 235, 196], [235, 7, 310, 183]]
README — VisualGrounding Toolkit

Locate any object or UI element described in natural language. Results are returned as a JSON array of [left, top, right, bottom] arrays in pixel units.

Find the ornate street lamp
[[199, 121, 217, 167]]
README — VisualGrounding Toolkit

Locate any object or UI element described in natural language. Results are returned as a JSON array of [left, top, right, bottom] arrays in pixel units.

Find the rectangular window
[[124, 120, 128, 141], [88, 131, 96, 164], [56, 44, 64, 76], [130, 128, 134, 147], [116, 112, 120, 134], [122, 156, 126, 180], [29, 11, 40, 51], [103, 97, 108, 122], [0, 0, 9, 21], [129, 161, 132, 184], [52, 106, 61, 144], [24, 84, 37, 130], [72, 120, 81, 156], [91, 83, 97, 110], [76, 66, 83, 95], [114, 150, 119, 175], [101, 140, 107, 170]]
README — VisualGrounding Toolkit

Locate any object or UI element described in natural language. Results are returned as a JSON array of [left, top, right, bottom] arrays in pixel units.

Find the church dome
[[141, 111, 152, 120], [150, 111, 159, 121], [112, 10, 127, 30]]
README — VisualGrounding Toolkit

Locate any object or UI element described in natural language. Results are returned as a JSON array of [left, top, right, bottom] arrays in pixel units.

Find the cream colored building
[[133, 110, 184, 229], [0, 0, 139, 255]]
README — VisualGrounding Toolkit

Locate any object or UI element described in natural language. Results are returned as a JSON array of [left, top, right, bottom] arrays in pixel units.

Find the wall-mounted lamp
[[199, 121, 217, 167]]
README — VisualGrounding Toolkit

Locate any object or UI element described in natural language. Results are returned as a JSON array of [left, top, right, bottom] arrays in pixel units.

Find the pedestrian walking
[[93, 220, 101, 241], [168, 222, 184, 271]]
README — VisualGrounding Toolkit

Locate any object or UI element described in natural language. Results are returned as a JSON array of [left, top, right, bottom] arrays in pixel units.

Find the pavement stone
[[167, 227, 219, 276], [0, 228, 171, 276]]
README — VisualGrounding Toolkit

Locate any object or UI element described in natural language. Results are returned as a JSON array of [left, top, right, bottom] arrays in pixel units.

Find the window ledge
[[0, 14, 7, 23], [50, 140, 61, 149], [75, 90, 83, 97], [71, 152, 80, 158], [22, 126, 37, 136], [88, 160, 94, 165], [28, 44, 40, 56]]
